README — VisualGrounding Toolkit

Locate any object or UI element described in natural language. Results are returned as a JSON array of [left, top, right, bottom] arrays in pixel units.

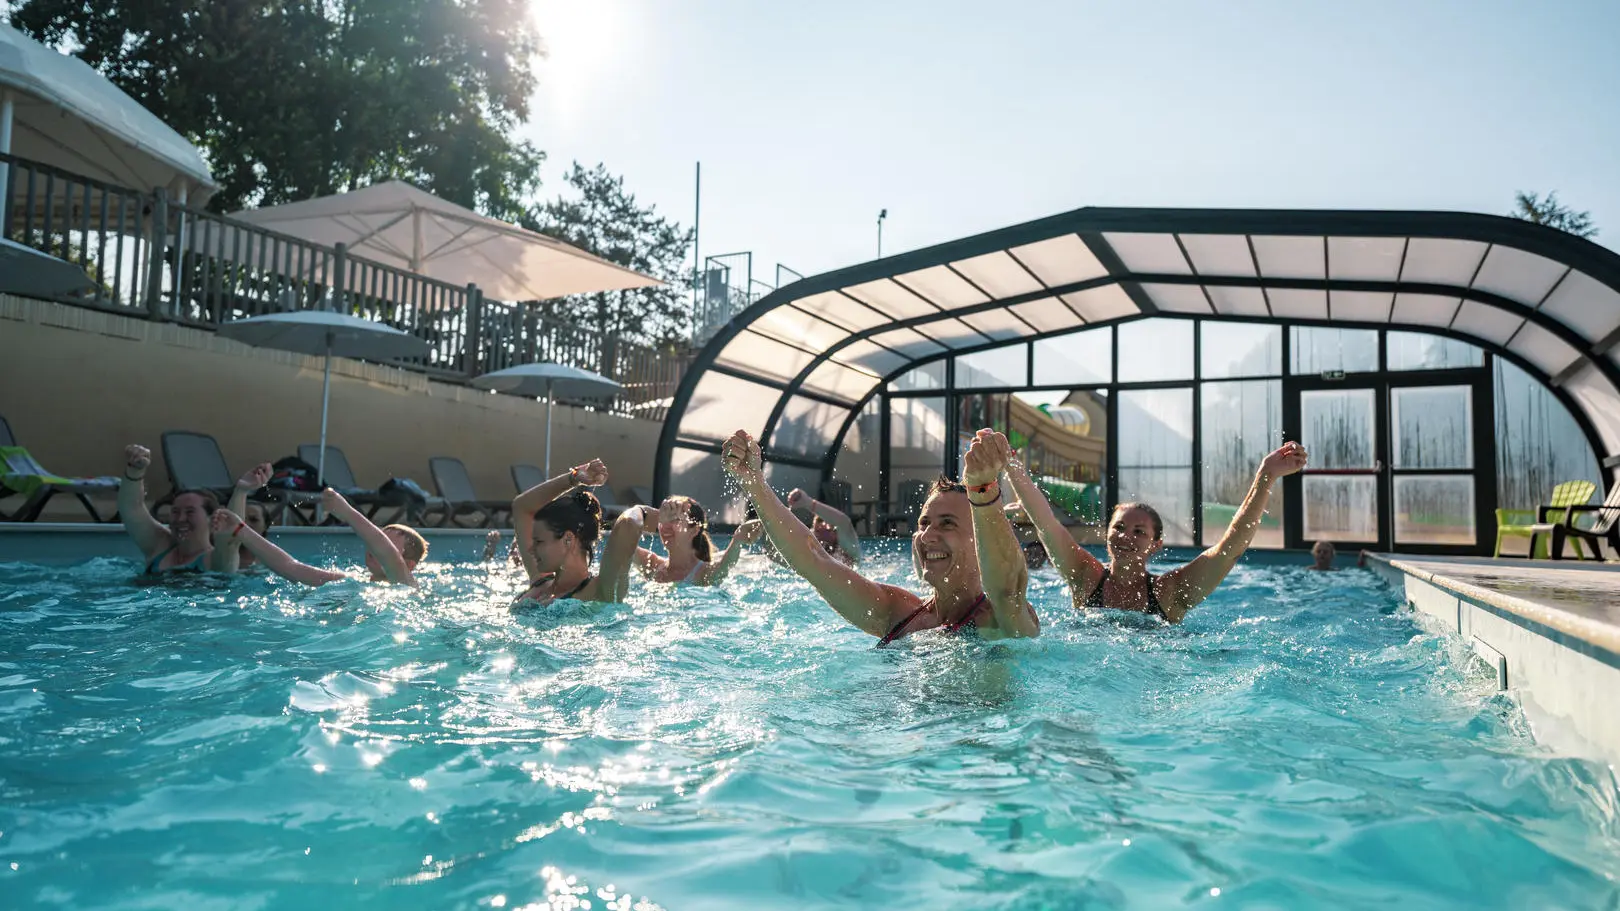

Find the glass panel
[[958, 307, 1033, 341], [1300, 389, 1376, 469], [755, 305, 857, 352], [833, 398, 882, 512], [890, 361, 945, 392], [1008, 296, 1084, 333], [1062, 284, 1138, 322], [952, 251, 1044, 298], [1471, 246, 1568, 306], [1328, 237, 1404, 281], [1008, 234, 1108, 287], [1390, 294, 1461, 328], [1506, 322, 1581, 377], [1118, 387, 1193, 545], [1034, 326, 1112, 386], [1103, 232, 1192, 274], [681, 372, 782, 442], [894, 265, 989, 309], [1290, 327, 1378, 374], [1251, 236, 1325, 279], [1539, 271, 1620, 342], [1330, 291, 1392, 322], [1012, 389, 1109, 541], [925, 319, 989, 349], [1398, 238, 1487, 285], [772, 396, 851, 459], [890, 396, 948, 510], [1201, 380, 1284, 548], [1386, 331, 1483, 370], [1268, 289, 1327, 320], [1117, 319, 1194, 382], [1302, 476, 1379, 542], [955, 343, 1028, 388], [1201, 322, 1282, 378], [1493, 358, 1603, 520], [1179, 234, 1255, 277], [669, 447, 743, 525], [1207, 285, 1269, 317], [844, 279, 938, 319], [1393, 476, 1475, 545], [791, 290, 891, 332], [802, 360, 879, 403], [1391, 386, 1472, 470], [714, 329, 816, 383], [868, 327, 948, 359], [1453, 301, 1522, 346], [1140, 283, 1211, 314], [764, 462, 821, 502], [838, 339, 910, 376]]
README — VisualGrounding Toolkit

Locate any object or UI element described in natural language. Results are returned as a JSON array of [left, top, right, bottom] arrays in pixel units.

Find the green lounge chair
[[1493, 480, 1594, 559], [0, 421, 120, 522]]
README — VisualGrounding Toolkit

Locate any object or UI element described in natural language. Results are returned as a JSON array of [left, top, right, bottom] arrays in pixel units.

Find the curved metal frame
[[656, 207, 1620, 500]]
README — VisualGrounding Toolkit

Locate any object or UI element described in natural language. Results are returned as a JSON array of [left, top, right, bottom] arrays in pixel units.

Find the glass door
[[1386, 376, 1493, 552], [1288, 384, 1384, 548]]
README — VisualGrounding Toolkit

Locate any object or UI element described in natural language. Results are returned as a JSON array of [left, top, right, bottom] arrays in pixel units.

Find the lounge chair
[[297, 444, 422, 523], [1548, 479, 1620, 561], [1495, 480, 1594, 559], [428, 457, 512, 528], [0, 415, 120, 522], [511, 462, 626, 520], [875, 479, 928, 535], [161, 430, 309, 520], [627, 486, 654, 507]]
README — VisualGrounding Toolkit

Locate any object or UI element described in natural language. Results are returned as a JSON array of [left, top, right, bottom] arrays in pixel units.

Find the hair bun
[[571, 488, 603, 521]]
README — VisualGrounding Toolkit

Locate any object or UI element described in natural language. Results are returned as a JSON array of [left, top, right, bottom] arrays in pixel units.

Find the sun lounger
[[0, 417, 120, 521], [429, 457, 512, 528], [511, 462, 626, 521], [1495, 479, 1594, 559], [1548, 479, 1620, 561], [161, 430, 311, 520], [296, 444, 424, 523]]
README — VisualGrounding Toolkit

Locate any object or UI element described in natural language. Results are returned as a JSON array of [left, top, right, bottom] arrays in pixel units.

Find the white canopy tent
[[0, 23, 215, 202], [223, 181, 662, 301]]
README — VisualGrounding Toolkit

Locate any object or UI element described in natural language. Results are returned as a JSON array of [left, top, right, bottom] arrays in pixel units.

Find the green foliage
[[532, 163, 695, 348], [8, 0, 545, 218], [1511, 191, 1598, 238]]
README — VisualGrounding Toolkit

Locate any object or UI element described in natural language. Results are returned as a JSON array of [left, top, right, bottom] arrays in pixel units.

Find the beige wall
[[0, 296, 660, 519]]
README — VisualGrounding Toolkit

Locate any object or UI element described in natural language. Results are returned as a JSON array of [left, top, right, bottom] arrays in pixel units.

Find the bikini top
[[876, 592, 989, 648], [1083, 568, 1165, 618]]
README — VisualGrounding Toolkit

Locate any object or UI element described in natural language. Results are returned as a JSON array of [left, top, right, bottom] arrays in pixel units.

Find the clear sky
[[521, 0, 1620, 285]]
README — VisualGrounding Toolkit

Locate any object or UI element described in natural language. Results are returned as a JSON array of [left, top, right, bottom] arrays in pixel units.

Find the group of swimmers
[[116, 428, 1310, 642]]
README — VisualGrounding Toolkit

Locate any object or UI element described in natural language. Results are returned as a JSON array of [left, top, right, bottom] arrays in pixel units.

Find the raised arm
[[512, 461, 603, 583], [322, 488, 411, 585], [117, 445, 173, 559], [212, 509, 346, 586], [1162, 441, 1307, 621], [962, 431, 1039, 638], [722, 430, 908, 637], [1002, 459, 1105, 597], [787, 488, 863, 563], [215, 462, 271, 573], [696, 519, 763, 585], [599, 505, 654, 602]]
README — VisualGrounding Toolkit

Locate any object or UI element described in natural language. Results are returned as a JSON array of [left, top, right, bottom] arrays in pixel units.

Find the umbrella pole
[[316, 333, 333, 523], [544, 378, 554, 477]]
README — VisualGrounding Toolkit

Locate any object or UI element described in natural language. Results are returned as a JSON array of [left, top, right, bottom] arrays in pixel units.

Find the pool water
[[2, 542, 1617, 910]]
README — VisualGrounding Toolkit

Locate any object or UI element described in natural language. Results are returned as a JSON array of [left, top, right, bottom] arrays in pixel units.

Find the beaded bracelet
[[969, 490, 1003, 508]]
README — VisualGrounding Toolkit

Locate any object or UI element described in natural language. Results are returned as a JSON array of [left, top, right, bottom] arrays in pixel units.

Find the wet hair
[[535, 490, 603, 560], [171, 489, 220, 514], [385, 524, 429, 563], [930, 476, 967, 496], [665, 495, 714, 562], [1111, 502, 1164, 540], [1312, 540, 1336, 562]]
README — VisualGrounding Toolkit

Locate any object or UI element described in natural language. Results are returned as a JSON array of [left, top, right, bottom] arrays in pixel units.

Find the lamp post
[[877, 208, 888, 258]]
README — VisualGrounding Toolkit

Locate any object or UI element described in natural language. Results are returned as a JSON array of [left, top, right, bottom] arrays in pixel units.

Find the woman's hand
[[1259, 441, 1309, 482], [786, 488, 809, 510], [962, 429, 1013, 489], [570, 459, 608, 487], [211, 508, 245, 545], [734, 519, 765, 546], [721, 430, 765, 487], [124, 444, 151, 479], [236, 462, 272, 491]]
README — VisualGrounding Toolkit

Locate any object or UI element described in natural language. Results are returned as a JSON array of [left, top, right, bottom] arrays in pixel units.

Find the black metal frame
[[656, 209, 1620, 536]]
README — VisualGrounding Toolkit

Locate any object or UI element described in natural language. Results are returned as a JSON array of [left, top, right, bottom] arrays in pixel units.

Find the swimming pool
[[2, 541, 1617, 909]]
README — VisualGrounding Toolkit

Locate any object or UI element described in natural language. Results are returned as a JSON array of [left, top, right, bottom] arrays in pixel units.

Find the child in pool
[[211, 488, 427, 586]]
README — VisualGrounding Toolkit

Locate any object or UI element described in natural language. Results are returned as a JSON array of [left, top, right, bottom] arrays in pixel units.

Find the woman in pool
[[509, 459, 648, 606], [635, 495, 764, 585], [216, 461, 274, 572], [118, 444, 235, 575], [721, 427, 1040, 644], [1002, 440, 1308, 623]]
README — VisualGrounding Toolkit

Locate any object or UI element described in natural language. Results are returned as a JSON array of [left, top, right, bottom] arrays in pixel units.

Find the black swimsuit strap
[[1086, 569, 1163, 616], [877, 606, 930, 648], [519, 573, 593, 605], [876, 592, 989, 647]]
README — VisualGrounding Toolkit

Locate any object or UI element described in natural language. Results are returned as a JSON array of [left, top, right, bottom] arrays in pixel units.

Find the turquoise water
[[2, 542, 1618, 910]]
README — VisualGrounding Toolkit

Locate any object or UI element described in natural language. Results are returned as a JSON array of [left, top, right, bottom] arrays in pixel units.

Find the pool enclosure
[[656, 208, 1620, 555]]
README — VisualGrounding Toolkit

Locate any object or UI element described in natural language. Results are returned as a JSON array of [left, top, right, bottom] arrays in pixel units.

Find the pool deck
[[1367, 552, 1619, 775]]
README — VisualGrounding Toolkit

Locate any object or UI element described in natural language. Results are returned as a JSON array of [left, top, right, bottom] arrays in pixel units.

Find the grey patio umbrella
[[218, 311, 430, 488], [472, 363, 622, 475], [0, 238, 94, 297]]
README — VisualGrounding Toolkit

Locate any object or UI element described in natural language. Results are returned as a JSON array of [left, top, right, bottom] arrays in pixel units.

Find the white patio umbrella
[[472, 363, 621, 475], [224, 181, 661, 301], [0, 238, 93, 297], [218, 311, 430, 489]]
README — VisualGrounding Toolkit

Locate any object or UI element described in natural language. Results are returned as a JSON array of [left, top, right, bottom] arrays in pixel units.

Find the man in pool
[[1002, 440, 1307, 623], [1309, 540, 1337, 571], [209, 488, 426, 587], [721, 427, 1039, 644]]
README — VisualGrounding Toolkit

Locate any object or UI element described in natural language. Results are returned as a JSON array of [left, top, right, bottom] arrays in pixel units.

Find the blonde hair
[[386, 524, 429, 563]]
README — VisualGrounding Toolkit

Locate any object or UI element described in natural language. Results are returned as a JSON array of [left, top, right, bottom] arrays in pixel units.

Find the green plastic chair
[[1494, 480, 1595, 559]]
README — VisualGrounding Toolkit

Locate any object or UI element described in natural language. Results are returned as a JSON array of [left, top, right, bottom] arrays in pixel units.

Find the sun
[[527, 0, 628, 123]]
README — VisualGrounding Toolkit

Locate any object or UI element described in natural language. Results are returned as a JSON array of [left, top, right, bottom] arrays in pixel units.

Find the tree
[[1510, 191, 1598, 238], [532, 163, 695, 349], [7, 0, 545, 219]]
